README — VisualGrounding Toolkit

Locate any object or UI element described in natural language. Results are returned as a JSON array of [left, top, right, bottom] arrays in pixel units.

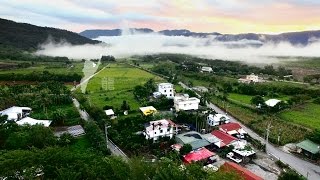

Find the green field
[[229, 93, 253, 105], [280, 103, 320, 129], [0, 62, 84, 75], [229, 93, 291, 105], [84, 63, 164, 110], [211, 96, 310, 144]]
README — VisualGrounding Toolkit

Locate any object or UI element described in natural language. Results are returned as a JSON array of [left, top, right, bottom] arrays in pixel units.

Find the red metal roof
[[183, 147, 215, 164], [211, 130, 237, 147], [221, 162, 263, 180], [167, 119, 177, 126], [219, 122, 242, 132]]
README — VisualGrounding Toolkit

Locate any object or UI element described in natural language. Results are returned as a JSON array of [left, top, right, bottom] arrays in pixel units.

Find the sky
[[1, 0, 320, 34]]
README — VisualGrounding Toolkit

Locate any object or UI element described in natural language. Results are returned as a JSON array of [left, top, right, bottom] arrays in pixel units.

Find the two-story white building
[[157, 83, 174, 99], [144, 119, 177, 141], [201, 67, 213, 73], [174, 94, 200, 111], [207, 114, 230, 126], [238, 73, 264, 84]]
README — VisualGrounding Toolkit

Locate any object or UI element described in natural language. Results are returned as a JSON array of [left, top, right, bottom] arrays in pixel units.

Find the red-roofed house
[[211, 130, 238, 148], [221, 162, 263, 180], [219, 123, 247, 139], [183, 147, 215, 164]]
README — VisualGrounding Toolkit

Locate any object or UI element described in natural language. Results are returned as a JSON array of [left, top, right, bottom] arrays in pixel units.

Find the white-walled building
[[144, 119, 177, 141], [0, 106, 32, 121], [174, 94, 200, 111], [201, 67, 213, 73], [16, 117, 52, 127], [238, 73, 264, 84], [207, 114, 230, 127], [157, 83, 174, 99]]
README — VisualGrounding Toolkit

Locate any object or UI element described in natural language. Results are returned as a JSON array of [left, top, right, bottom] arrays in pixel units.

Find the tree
[[5, 125, 56, 150], [121, 100, 130, 111], [180, 144, 192, 155], [51, 109, 67, 125], [101, 55, 115, 62], [144, 79, 156, 93], [84, 121, 110, 155], [250, 95, 265, 106], [278, 169, 306, 180], [58, 133, 75, 146]]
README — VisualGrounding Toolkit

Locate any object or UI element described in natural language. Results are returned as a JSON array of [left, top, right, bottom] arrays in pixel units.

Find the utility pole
[[105, 124, 111, 148], [266, 121, 272, 153], [278, 128, 282, 145]]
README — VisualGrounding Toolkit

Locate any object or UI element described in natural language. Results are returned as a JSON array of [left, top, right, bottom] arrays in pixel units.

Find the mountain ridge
[[0, 18, 100, 51], [80, 28, 320, 46]]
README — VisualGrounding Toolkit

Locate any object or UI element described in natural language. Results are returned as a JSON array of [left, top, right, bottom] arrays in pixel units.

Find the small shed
[[105, 109, 116, 119], [296, 139, 320, 158], [139, 106, 157, 116], [265, 99, 281, 107]]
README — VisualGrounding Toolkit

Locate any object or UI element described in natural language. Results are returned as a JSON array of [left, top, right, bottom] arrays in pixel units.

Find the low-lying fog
[[35, 30, 320, 63]]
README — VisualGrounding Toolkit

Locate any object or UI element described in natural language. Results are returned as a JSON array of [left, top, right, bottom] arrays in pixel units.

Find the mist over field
[[35, 30, 320, 63]]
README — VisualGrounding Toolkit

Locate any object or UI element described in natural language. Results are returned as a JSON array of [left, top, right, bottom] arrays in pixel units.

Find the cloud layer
[[35, 31, 320, 63]]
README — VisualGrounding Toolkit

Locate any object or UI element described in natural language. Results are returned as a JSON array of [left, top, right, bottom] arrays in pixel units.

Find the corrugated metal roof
[[296, 139, 320, 154], [183, 147, 215, 164]]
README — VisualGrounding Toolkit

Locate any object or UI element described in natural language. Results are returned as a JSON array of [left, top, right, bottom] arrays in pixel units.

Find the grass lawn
[[30, 104, 82, 126], [84, 63, 164, 110], [279, 103, 320, 129], [69, 136, 92, 153], [229, 93, 253, 105]]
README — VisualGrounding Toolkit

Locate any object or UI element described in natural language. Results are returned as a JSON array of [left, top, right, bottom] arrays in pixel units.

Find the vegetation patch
[[279, 103, 320, 129]]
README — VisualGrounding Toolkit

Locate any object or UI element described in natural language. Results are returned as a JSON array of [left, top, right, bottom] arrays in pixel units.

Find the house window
[[160, 129, 163, 133], [154, 132, 157, 134], [169, 94, 172, 96], [164, 90, 166, 92], [170, 89, 172, 92]]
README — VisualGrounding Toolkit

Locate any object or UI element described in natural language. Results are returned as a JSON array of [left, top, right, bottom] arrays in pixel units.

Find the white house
[[207, 114, 230, 127], [0, 106, 32, 121], [265, 99, 281, 107], [238, 73, 264, 84], [174, 94, 200, 111], [144, 119, 177, 141], [157, 83, 174, 99], [201, 67, 213, 73]]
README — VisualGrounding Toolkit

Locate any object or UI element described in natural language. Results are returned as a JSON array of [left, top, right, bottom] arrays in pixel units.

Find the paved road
[[72, 98, 90, 121], [107, 139, 129, 161], [71, 65, 107, 92], [179, 82, 320, 180], [70, 64, 128, 160]]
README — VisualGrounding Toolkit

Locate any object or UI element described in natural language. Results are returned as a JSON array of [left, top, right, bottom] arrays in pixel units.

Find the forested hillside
[[0, 18, 100, 51]]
